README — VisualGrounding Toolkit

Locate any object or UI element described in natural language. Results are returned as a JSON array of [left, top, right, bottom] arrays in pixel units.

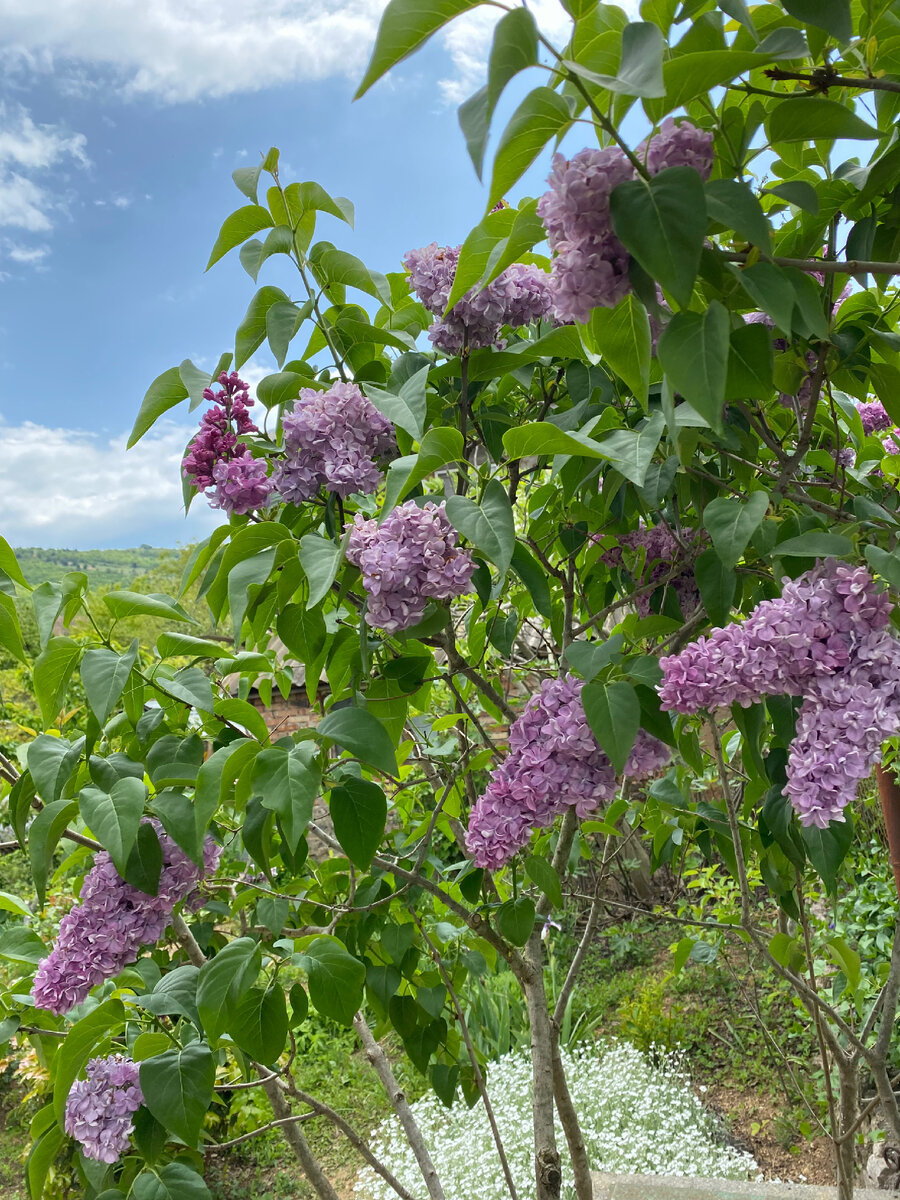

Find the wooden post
[[876, 765, 900, 899]]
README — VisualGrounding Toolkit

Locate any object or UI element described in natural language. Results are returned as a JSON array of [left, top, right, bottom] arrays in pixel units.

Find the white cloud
[[5, 241, 48, 264], [0, 0, 579, 105], [0, 417, 219, 547], [0, 103, 88, 267], [0, 0, 386, 103], [438, 1, 575, 104], [0, 105, 87, 171], [93, 194, 132, 208], [0, 360, 301, 545]]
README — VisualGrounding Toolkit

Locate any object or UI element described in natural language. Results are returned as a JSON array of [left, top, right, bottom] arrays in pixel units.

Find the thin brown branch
[[205, 1112, 317, 1152], [353, 1012, 447, 1200], [765, 66, 900, 93], [283, 1078, 421, 1200], [721, 250, 900, 276], [418, 923, 520, 1200]]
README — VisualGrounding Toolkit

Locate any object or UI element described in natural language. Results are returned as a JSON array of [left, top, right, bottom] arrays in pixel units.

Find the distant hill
[[13, 546, 174, 589]]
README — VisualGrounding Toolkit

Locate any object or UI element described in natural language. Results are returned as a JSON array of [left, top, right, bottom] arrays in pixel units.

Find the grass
[[0, 1078, 27, 1200]]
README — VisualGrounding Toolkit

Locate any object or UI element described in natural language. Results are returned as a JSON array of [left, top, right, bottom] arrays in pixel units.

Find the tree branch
[[353, 1012, 446, 1200]]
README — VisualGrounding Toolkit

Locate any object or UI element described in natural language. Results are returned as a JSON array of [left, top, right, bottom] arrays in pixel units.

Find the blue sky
[[0, 0, 587, 550]]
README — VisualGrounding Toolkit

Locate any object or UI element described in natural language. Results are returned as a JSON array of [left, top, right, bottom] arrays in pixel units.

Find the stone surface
[[592, 1172, 887, 1198]]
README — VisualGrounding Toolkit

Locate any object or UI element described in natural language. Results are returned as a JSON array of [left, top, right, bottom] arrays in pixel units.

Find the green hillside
[[13, 546, 173, 588]]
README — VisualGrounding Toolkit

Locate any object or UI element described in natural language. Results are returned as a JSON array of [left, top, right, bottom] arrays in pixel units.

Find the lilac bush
[[64, 1055, 143, 1163]]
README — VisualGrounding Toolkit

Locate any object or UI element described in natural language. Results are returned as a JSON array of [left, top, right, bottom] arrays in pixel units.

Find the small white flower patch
[[356, 1042, 757, 1200]]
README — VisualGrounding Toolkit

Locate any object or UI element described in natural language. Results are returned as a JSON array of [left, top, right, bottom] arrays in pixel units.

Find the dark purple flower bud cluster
[[32, 825, 221, 1015], [658, 561, 900, 827], [600, 524, 701, 618], [182, 372, 272, 514], [271, 383, 396, 503], [538, 123, 713, 324], [465, 675, 670, 868], [859, 400, 892, 435], [346, 500, 475, 633], [64, 1055, 143, 1163], [403, 243, 553, 355]]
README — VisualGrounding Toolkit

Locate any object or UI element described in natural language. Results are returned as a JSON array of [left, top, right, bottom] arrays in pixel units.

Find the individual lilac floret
[[346, 500, 475, 633], [404, 244, 553, 355], [210, 454, 272, 515], [465, 675, 670, 868], [271, 383, 395, 504], [32, 825, 221, 1016], [859, 400, 892, 435], [658, 561, 900, 827], [601, 524, 702, 618], [64, 1055, 143, 1163], [644, 119, 715, 180], [537, 147, 636, 323]]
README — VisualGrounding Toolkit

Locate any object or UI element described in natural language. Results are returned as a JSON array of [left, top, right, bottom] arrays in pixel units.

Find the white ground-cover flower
[[355, 1042, 757, 1200]]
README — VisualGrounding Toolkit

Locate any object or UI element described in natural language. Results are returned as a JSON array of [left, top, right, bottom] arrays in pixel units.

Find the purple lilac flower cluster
[[643, 118, 715, 178], [859, 400, 892, 435], [271, 382, 395, 502], [182, 372, 272, 515], [32, 824, 221, 1015], [658, 561, 900, 827], [465, 675, 670, 868], [600, 524, 701, 618], [404, 244, 553, 355], [537, 122, 713, 324], [346, 500, 475, 633], [64, 1055, 143, 1163]]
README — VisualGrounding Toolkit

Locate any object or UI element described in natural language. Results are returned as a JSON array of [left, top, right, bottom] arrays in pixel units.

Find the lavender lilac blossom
[[182, 371, 272, 514], [643, 119, 715, 180], [64, 1055, 143, 1163], [601, 524, 701, 618], [346, 500, 475, 634], [859, 400, 892, 435], [537, 122, 713, 324], [403, 244, 553, 355], [658, 561, 900, 827], [537, 147, 635, 323], [465, 675, 670, 868], [271, 382, 395, 503], [32, 824, 221, 1016]]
